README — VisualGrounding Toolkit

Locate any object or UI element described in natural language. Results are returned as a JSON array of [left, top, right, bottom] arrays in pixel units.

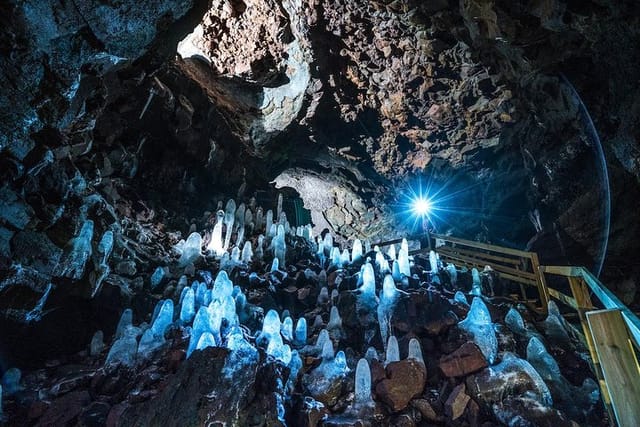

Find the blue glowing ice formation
[[196, 331, 217, 351], [59, 219, 94, 279], [179, 287, 195, 323], [294, 317, 307, 346], [459, 297, 497, 364], [447, 264, 458, 286], [105, 327, 138, 367], [1, 368, 21, 395], [115, 308, 133, 339], [360, 262, 376, 296], [354, 358, 373, 406], [212, 270, 233, 302], [352, 239, 363, 263], [178, 232, 202, 266], [150, 266, 166, 289], [385, 335, 400, 365]]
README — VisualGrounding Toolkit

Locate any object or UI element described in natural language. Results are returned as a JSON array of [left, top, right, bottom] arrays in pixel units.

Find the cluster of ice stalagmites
[[87, 202, 599, 426]]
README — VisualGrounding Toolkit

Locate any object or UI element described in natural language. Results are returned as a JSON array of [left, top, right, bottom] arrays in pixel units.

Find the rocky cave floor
[[0, 198, 607, 427]]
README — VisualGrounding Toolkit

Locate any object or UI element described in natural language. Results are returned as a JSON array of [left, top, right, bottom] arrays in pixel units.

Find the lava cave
[[1, 0, 640, 426]]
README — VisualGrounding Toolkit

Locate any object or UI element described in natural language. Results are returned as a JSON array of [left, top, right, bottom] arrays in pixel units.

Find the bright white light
[[412, 197, 432, 216]]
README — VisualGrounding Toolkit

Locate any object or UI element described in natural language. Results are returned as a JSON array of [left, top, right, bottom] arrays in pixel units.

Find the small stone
[[445, 383, 470, 420], [411, 399, 441, 422], [115, 261, 137, 276], [375, 359, 426, 412], [439, 342, 488, 377], [38, 390, 91, 426]]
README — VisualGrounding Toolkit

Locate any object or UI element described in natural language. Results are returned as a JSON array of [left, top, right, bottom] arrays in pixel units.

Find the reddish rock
[[28, 400, 50, 420], [439, 342, 488, 377], [106, 403, 129, 427], [411, 399, 443, 423], [35, 390, 91, 426], [375, 359, 426, 412], [445, 383, 470, 420]]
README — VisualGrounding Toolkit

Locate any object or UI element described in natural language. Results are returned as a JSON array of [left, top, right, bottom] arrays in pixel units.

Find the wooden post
[[569, 277, 615, 425], [587, 309, 640, 427], [531, 253, 549, 313]]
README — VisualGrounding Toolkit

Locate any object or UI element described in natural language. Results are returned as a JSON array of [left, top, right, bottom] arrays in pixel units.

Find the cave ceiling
[[1, 0, 640, 310]]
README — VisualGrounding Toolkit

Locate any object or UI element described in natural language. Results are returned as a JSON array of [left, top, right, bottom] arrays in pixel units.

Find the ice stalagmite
[[387, 244, 396, 261], [447, 264, 458, 286], [267, 333, 292, 364], [196, 332, 216, 352], [150, 266, 165, 289], [105, 327, 138, 367], [223, 199, 236, 251], [90, 331, 105, 356], [263, 309, 281, 338], [340, 249, 350, 267], [526, 337, 561, 381], [352, 239, 363, 263], [408, 338, 424, 364], [235, 203, 246, 232], [385, 336, 400, 365], [281, 316, 293, 341], [360, 262, 376, 296], [273, 225, 286, 267], [429, 250, 439, 273], [271, 257, 279, 272], [470, 268, 482, 296], [459, 297, 497, 364], [505, 307, 526, 334], [294, 317, 307, 345], [241, 241, 253, 263], [266, 209, 275, 237], [187, 306, 212, 357], [323, 233, 333, 256], [453, 291, 468, 306], [59, 219, 94, 279], [151, 299, 174, 337], [327, 306, 342, 331], [399, 249, 411, 279], [354, 358, 373, 406], [178, 232, 202, 266], [378, 274, 399, 349], [330, 247, 341, 268], [375, 251, 390, 274], [212, 270, 233, 302], [115, 308, 133, 339], [179, 287, 195, 323], [391, 257, 401, 281], [207, 210, 225, 256], [255, 207, 264, 231], [277, 193, 284, 221]]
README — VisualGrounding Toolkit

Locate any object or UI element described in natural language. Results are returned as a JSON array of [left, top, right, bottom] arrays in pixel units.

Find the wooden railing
[[374, 232, 640, 426], [539, 266, 640, 427], [429, 233, 549, 312]]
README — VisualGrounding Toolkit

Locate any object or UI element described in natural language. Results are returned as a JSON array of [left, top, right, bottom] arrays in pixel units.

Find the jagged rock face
[[177, 0, 312, 154]]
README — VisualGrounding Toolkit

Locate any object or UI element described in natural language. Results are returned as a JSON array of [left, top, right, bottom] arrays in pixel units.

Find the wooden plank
[[547, 287, 578, 310], [431, 233, 534, 258], [437, 246, 522, 266], [586, 309, 640, 427], [530, 253, 549, 311], [438, 254, 538, 287], [437, 250, 538, 281]]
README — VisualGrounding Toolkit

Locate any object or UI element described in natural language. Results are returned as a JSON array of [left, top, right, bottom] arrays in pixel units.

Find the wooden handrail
[[540, 266, 640, 351]]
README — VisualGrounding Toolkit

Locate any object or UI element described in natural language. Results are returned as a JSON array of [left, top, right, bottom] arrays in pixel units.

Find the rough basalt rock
[[439, 341, 488, 377], [374, 359, 426, 412]]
